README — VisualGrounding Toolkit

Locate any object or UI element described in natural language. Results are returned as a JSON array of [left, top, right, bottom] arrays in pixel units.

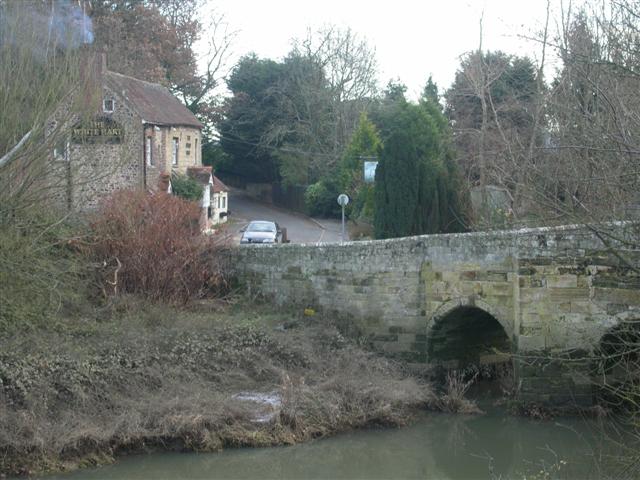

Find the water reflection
[[48, 409, 624, 480]]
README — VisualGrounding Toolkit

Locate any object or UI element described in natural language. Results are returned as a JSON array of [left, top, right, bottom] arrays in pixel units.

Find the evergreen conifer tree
[[339, 112, 382, 221], [374, 88, 465, 239]]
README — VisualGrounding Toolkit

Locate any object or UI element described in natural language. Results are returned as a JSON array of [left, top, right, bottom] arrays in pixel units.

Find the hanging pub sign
[[71, 117, 124, 144], [363, 160, 378, 183]]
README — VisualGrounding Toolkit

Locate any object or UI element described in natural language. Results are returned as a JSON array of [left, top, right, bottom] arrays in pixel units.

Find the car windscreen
[[247, 223, 276, 233]]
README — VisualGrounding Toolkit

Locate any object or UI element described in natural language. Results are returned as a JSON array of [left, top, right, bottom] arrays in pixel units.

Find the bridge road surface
[[228, 189, 346, 244]]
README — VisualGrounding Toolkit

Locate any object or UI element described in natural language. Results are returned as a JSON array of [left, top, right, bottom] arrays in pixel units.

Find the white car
[[240, 221, 281, 244]]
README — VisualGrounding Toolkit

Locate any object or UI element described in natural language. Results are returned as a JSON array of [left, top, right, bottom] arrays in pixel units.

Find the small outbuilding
[[185, 167, 230, 230], [212, 175, 229, 225]]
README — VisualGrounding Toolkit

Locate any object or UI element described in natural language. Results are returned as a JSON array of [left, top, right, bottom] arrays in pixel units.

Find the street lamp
[[337, 193, 349, 243]]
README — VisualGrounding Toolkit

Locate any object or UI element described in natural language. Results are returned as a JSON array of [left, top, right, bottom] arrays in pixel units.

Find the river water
[[49, 404, 631, 480]]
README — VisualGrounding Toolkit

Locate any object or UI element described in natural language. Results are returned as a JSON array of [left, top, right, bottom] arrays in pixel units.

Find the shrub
[[304, 179, 341, 218], [90, 190, 228, 304], [435, 370, 482, 414], [171, 173, 203, 202], [0, 212, 88, 330]]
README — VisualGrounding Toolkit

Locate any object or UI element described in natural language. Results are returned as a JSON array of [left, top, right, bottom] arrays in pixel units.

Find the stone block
[[520, 325, 544, 336], [441, 271, 459, 283], [460, 271, 477, 280], [521, 312, 539, 327], [388, 326, 406, 334], [426, 301, 444, 315], [479, 352, 511, 365], [548, 288, 590, 302], [398, 333, 417, 343], [569, 301, 599, 315], [457, 281, 477, 296], [411, 341, 428, 353], [606, 303, 630, 315], [377, 341, 415, 354], [519, 288, 546, 302], [371, 333, 397, 342], [518, 266, 537, 276], [486, 271, 509, 282], [481, 282, 513, 297], [518, 335, 546, 351], [593, 288, 640, 305], [546, 274, 578, 288]]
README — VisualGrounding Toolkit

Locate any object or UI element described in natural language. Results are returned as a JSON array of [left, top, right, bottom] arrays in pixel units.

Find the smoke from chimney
[[0, 0, 94, 57]]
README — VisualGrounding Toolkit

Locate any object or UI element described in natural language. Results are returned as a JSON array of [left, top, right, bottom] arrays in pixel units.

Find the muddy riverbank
[[0, 299, 436, 477]]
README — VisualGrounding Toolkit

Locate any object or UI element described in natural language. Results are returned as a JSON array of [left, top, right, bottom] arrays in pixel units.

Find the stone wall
[[233, 223, 640, 405], [73, 85, 144, 210], [48, 84, 144, 211], [164, 126, 202, 175], [145, 125, 201, 187]]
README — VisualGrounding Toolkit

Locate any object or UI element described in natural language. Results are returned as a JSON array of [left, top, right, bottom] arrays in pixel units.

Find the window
[[217, 196, 221, 208], [145, 136, 153, 166], [195, 138, 198, 161], [187, 135, 191, 141], [172, 137, 179, 166], [222, 196, 226, 209], [53, 138, 69, 161], [103, 99, 114, 113]]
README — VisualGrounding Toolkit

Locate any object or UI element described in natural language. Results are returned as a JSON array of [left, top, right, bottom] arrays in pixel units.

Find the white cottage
[[212, 175, 229, 224], [186, 167, 229, 229]]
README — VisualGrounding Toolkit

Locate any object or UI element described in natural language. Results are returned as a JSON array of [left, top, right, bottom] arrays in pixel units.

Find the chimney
[[78, 48, 104, 112]]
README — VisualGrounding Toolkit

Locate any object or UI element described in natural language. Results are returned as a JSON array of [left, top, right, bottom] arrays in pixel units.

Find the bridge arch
[[593, 308, 640, 396], [429, 297, 513, 340], [426, 297, 513, 370]]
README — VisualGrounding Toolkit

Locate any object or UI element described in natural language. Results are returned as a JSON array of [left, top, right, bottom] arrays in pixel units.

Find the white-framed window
[[172, 137, 179, 166], [103, 98, 114, 113], [222, 196, 226, 209], [53, 138, 69, 161], [145, 136, 153, 166], [195, 138, 198, 161]]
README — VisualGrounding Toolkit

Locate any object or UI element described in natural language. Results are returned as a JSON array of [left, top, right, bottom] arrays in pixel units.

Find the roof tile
[[105, 71, 202, 129]]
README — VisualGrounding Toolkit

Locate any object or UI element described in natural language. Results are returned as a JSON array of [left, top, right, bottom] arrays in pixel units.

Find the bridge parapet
[[233, 223, 640, 405]]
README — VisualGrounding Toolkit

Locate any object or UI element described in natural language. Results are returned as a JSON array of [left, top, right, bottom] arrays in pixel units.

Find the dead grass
[[0, 299, 434, 476], [434, 370, 483, 414]]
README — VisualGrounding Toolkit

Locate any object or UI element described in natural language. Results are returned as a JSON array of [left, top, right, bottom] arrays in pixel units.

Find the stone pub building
[[50, 53, 204, 211]]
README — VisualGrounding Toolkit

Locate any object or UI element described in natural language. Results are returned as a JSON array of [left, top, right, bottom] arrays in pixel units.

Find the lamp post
[[337, 194, 349, 243]]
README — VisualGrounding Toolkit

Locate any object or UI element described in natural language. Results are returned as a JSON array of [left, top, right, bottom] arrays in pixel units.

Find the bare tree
[[0, 0, 94, 220], [521, 2, 640, 225], [289, 26, 378, 172], [0, 0, 98, 327]]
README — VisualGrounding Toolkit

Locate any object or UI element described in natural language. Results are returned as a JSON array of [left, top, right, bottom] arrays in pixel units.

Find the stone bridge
[[233, 223, 640, 405]]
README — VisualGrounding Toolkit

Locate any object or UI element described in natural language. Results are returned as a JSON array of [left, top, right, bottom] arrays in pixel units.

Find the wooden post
[[281, 227, 290, 243]]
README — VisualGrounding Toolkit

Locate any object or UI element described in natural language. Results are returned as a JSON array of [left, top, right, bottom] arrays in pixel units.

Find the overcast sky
[[205, 0, 566, 100]]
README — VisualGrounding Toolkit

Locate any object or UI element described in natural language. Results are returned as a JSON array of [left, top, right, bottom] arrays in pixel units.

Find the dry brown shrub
[[435, 370, 483, 414], [89, 189, 230, 304]]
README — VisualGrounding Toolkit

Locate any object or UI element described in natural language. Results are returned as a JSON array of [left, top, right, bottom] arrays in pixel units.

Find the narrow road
[[228, 189, 346, 244]]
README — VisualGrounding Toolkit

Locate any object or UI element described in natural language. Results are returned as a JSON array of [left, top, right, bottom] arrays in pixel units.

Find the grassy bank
[[0, 299, 435, 476]]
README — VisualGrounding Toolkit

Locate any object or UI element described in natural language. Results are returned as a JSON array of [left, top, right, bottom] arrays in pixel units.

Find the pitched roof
[[186, 166, 213, 185], [105, 71, 202, 129], [213, 175, 229, 193]]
